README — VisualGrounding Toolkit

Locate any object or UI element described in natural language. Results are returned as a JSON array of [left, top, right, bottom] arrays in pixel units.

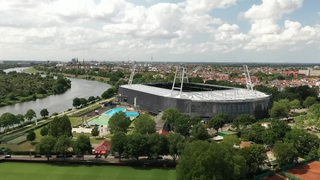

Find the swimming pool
[[105, 107, 139, 118], [125, 111, 139, 117], [105, 107, 126, 116]]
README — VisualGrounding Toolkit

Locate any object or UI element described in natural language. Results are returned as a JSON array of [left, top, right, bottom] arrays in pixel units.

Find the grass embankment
[[23, 67, 42, 74], [70, 103, 102, 117], [61, 73, 110, 83], [0, 162, 176, 180]]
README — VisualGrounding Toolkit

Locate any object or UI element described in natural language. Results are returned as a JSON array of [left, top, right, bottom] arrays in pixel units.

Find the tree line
[[72, 96, 101, 108], [0, 108, 49, 133]]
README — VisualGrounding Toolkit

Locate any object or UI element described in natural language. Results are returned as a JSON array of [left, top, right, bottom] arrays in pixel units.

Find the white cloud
[[244, 0, 303, 22], [0, 0, 319, 62], [244, 0, 303, 35], [185, 0, 237, 13], [242, 0, 320, 51]]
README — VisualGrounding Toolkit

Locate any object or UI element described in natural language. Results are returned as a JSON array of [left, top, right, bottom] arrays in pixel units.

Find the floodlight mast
[[171, 66, 189, 96], [128, 61, 136, 87], [243, 65, 253, 91]]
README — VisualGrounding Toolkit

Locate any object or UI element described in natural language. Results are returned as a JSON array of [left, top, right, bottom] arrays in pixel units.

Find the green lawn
[[0, 162, 176, 180]]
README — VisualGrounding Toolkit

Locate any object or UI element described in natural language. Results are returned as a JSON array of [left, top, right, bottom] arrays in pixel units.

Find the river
[[0, 67, 111, 116]]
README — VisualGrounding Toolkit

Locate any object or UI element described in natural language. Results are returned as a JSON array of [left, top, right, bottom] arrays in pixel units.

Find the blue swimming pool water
[[125, 111, 139, 117], [105, 107, 126, 116]]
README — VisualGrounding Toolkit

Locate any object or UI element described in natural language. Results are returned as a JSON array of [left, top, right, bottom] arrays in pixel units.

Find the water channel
[[0, 67, 111, 116]]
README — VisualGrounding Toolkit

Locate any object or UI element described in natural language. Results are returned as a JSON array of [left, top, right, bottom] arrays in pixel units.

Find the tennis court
[[285, 161, 320, 179]]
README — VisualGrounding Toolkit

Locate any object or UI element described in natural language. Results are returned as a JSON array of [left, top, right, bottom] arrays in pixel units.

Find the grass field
[[0, 162, 176, 180]]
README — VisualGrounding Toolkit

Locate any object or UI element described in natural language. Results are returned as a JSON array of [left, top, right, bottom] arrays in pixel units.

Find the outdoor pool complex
[[88, 107, 139, 126]]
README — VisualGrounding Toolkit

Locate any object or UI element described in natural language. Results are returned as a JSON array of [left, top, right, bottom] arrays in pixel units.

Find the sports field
[[285, 161, 320, 179], [0, 162, 176, 180]]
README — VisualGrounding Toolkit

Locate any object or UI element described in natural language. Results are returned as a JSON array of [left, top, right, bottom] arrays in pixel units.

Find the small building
[[94, 141, 112, 155], [158, 129, 169, 136], [240, 141, 253, 149]]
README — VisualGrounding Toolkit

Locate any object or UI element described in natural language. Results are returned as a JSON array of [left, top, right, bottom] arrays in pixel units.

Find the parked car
[[5, 154, 11, 158], [34, 154, 41, 158]]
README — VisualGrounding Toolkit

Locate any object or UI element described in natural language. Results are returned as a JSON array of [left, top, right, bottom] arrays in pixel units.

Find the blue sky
[[0, 0, 319, 63]]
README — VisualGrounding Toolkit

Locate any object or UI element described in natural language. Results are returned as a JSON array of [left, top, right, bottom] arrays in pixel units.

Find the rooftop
[[120, 83, 270, 102]]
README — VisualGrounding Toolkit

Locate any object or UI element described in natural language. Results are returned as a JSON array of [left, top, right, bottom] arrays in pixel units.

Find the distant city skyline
[[0, 0, 319, 63]]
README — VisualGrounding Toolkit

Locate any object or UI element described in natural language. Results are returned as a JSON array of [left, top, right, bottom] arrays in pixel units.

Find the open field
[[0, 162, 176, 180], [23, 67, 42, 74]]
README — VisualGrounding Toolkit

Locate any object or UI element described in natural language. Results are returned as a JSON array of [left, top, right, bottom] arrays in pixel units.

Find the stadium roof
[[120, 84, 270, 102]]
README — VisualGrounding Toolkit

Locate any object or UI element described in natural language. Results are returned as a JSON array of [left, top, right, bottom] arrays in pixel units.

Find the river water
[[0, 67, 111, 116]]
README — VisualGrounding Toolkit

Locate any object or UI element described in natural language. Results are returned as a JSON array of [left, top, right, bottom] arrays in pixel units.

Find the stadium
[[118, 66, 271, 120]]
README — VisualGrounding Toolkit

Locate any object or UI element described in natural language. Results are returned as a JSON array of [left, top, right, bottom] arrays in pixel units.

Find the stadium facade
[[118, 82, 271, 120]]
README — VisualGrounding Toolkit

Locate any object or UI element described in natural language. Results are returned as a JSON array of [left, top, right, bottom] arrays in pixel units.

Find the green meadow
[[0, 162, 176, 180]]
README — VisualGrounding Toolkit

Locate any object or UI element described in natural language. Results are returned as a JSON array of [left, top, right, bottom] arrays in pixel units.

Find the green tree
[[126, 133, 149, 160], [25, 109, 36, 121], [0, 112, 17, 130], [91, 126, 99, 137], [36, 136, 57, 160], [221, 135, 241, 148], [80, 98, 87, 106], [72, 97, 81, 107], [303, 96, 317, 108], [273, 141, 298, 167], [289, 99, 301, 111], [191, 124, 209, 140], [73, 134, 92, 160], [162, 108, 181, 125], [285, 128, 320, 158], [133, 114, 156, 134], [168, 133, 184, 161], [309, 103, 320, 120], [111, 132, 127, 161], [16, 114, 25, 125], [147, 133, 168, 159], [269, 99, 290, 118], [101, 88, 115, 99], [54, 135, 72, 160], [48, 115, 72, 137], [189, 76, 204, 83], [40, 126, 49, 136], [233, 114, 255, 130], [269, 120, 291, 141], [241, 123, 265, 144], [40, 108, 49, 118], [240, 144, 267, 175], [177, 140, 246, 180], [88, 96, 96, 103], [26, 131, 36, 142], [108, 112, 131, 133], [208, 113, 228, 132], [262, 120, 291, 145]]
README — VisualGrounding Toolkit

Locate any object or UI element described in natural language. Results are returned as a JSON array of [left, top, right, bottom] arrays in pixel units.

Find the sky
[[0, 0, 319, 63]]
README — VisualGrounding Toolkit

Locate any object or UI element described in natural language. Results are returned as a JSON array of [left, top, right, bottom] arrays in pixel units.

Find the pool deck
[[88, 114, 112, 126]]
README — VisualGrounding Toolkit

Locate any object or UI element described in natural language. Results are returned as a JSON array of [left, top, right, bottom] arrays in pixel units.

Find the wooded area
[[0, 70, 71, 107]]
